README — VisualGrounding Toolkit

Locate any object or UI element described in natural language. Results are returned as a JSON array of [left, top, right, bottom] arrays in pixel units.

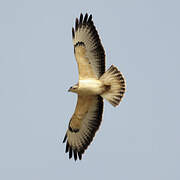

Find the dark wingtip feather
[[88, 14, 92, 23], [65, 142, 69, 153], [63, 133, 67, 143], [83, 13, 88, 24], [75, 18, 78, 31], [72, 27, 75, 39], [78, 152, 82, 160], [69, 147, 72, 159], [79, 13, 83, 25], [74, 150, 77, 161]]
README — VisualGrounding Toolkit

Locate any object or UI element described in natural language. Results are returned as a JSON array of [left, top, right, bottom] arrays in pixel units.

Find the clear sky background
[[0, 0, 180, 179]]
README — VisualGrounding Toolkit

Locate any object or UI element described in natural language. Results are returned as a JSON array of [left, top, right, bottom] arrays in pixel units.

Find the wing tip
[[72, 27, 75, 39], [88, 14, 92, 23], [79, 13, 83, 25], [74, 13, 93, 32], [84, 13, 88, 23], [78, 152, 82, 160], [75, 18, 79, 31], [66, 145, 83, 161], [69, 147, 72, 159], [63, 133, 84, 161], [63, 133, 67, 143]]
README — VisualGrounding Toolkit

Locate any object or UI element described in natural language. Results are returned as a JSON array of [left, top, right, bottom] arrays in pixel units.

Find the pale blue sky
[[0, 0, 180, 179]]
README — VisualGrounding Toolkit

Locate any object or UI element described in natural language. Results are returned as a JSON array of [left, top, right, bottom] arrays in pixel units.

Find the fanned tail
[[100, 65, 126, 106]]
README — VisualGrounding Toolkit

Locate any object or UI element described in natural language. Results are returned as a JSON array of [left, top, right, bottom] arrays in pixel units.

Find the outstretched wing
[[72, 13, 105, 79], [63, 95, 103, 160]]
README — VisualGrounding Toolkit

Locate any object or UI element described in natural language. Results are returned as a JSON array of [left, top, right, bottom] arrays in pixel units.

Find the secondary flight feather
[[63, 13, 126, 161]]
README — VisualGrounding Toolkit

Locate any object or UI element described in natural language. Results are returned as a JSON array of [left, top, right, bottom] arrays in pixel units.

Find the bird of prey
[[63, 13, 126, 161]]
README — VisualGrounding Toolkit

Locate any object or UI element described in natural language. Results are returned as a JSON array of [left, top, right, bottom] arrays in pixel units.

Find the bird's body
[[77, 79, 105, 95], [63, 13, 126, 161]]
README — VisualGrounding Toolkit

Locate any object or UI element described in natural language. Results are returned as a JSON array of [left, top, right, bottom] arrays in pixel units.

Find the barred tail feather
[[100, 65, 126, 106]]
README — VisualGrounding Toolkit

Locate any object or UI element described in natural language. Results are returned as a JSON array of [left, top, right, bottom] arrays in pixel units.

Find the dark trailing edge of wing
[[72, 13, 105, 77], [63, 96, 103, 161]]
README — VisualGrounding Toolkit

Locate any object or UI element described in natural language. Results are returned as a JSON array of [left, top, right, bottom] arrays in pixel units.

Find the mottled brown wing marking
[[74, 44, 97, 79], [69, 95, 93, 131]]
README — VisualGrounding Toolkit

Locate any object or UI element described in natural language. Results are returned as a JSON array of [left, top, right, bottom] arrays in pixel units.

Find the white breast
[[78, 79, 104, 95]]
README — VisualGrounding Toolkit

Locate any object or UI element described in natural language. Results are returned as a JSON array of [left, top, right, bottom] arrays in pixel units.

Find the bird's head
[[68, 84, 78, 93]]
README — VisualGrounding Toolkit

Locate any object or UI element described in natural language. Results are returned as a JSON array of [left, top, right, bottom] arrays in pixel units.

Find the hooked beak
[[68, 87, 72, 92]]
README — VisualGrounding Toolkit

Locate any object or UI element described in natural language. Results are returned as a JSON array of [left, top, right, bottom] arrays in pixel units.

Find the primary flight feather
[[63, 13, 126, 161]]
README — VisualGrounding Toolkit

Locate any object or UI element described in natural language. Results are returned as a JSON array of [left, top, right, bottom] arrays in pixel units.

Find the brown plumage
[[63, 13, 126, 161]]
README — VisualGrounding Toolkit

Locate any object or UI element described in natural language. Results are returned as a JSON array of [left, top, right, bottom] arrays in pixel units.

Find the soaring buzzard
[[63, 13, 126, 160]]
